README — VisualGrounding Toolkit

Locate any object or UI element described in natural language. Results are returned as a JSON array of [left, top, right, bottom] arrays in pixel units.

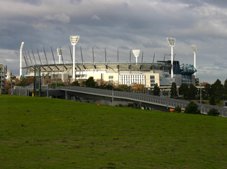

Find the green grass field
[[0, 95, 226, 169]]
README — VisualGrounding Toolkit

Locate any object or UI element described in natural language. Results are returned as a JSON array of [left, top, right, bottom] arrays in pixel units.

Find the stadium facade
[[21, 38, 196, 88], [23, 59, 196, 88]]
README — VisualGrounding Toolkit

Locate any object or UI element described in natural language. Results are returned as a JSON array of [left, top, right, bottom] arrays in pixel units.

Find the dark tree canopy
[[170, 82, 178, 98], [179, 83, 197, 100], [224, 79, 227, 99], [188, 84, 198, 100], [179, 83, 188, 99], [85, 77, 97, 87], [153, 83, 160, 96], [210, 79, 224, 104]]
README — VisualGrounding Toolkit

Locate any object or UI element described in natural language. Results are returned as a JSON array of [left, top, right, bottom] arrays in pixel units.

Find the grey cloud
[[0, 0, 227, 82], [44, 13, 71, 23], [70, 0, 83, 4], [9, 0, 42, 5]]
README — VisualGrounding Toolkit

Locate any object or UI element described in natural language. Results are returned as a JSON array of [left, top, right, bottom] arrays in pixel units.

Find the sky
[[0, 0, 227, 83]]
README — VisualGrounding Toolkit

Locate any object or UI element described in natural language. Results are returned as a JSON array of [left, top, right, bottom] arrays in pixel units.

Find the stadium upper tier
[[23, 62, 171, 73]]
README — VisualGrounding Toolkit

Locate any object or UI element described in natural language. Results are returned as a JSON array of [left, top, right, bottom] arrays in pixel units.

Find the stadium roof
[[23, 62, 171, 73]]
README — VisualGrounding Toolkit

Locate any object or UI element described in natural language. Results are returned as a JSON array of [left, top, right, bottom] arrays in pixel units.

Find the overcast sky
[[0, 0, 227, 83]]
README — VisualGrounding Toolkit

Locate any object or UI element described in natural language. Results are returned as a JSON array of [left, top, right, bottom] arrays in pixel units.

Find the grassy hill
[[0, 95, 226, 169]]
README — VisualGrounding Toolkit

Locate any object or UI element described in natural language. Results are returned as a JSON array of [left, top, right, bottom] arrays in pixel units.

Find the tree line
[[5, 76, 227, 106], [168, 79, 227, 105]]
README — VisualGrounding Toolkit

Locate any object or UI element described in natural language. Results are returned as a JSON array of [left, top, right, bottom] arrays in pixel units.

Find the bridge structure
[[54, 86, 227, 117]]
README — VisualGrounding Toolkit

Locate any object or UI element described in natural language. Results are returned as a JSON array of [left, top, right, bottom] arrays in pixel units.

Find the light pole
[[57, 48, 62, 64], [19, 41, 24, 77], [70, 35, 80, 82], [132, 49, 140, 65], [167, 37, 176, 79], [192, 44, 197, 77], [57, 48, 63, 82]]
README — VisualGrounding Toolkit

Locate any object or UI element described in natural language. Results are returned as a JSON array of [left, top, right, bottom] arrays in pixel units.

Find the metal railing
[[11, 85, 227, 117], [59, 86, 227, 117]]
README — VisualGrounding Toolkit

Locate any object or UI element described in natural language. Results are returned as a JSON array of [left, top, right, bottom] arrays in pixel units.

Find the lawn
[[0, 95, 226, 169]]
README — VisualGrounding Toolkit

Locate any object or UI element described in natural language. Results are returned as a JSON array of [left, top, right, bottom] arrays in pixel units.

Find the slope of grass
[[0, 95, 226, 169]]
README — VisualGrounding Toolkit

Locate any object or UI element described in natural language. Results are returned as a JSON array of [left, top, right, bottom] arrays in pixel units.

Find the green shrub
[[71, 81, 80, 86], [207, 108, 219, 116], [175, 106, 182, 113], [184, 101, 200, 114]]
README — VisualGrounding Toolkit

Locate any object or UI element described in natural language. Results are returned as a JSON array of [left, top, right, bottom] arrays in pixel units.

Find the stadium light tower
[[19, 41, 24, 77], [70, 35, 80, 82], [167, 37, 176, 78], [192, 44, 197, 76], [57, 48, 62, 64], [132, 49, 140, 65]]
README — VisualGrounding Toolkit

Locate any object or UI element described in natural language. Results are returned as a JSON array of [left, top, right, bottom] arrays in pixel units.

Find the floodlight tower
[[19, 41, 24, 77], [167, 37, 176, 78], [70, 35, 80, 82], [192, 44, 197, 76], [132, 49, 140, 65], [57, 48, 62, 64]]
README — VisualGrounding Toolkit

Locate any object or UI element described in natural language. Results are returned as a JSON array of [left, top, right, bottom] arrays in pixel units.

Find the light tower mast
[[167, 37, 176, 79], [132, 49, 140, 65], [192, 44, 197, 76], [19, 42, 24, 77], [70, 35, 80, 82], [57, 48, 62, 64]]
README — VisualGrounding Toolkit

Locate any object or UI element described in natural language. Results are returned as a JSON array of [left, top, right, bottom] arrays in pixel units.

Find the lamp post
[[57, 48, 64, 82], [167, 37, 176, 79], [19, 42, 24, 77], [70, 35, 80, 82]]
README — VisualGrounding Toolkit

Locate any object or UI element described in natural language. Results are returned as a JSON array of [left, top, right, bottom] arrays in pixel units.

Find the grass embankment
[[0, 96, 226, 169]]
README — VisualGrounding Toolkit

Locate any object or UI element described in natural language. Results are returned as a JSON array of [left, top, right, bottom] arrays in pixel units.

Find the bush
[[184, 101, 200, 114], [175, 106, 182, 113], [71, 81, 80, 86], [207, 108, 219, 116], [85, 77, 97, 88]]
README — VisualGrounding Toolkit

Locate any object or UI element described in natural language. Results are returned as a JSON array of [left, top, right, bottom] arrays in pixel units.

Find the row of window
[[119, 74, 146, 85], [150, 75, 155, 87]]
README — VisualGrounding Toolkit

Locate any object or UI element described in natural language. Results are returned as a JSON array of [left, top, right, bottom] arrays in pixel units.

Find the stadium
[[20, 37, 197, 89]]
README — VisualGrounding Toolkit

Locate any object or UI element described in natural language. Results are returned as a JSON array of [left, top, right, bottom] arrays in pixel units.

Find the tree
[[153, 83, 160, 96], [4, 80, 11, 94], [203, 83, 211, 100], [131, 84, 145, 92], [85, 77, 97, 88], [16, 77, 34, 86], [210, 79, 224, 104], [116, 84, 131, 92], [209, 96, 216, 105], [188, 84, 198, 100], [184, 101, 200, 114], [175, 106, 182, 113], [224, 79, 227, 99], [170, 82, 178, 98], [179, 83, 189, 99], [179, 84, 197, 100], [71, 80, 80, 86]]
